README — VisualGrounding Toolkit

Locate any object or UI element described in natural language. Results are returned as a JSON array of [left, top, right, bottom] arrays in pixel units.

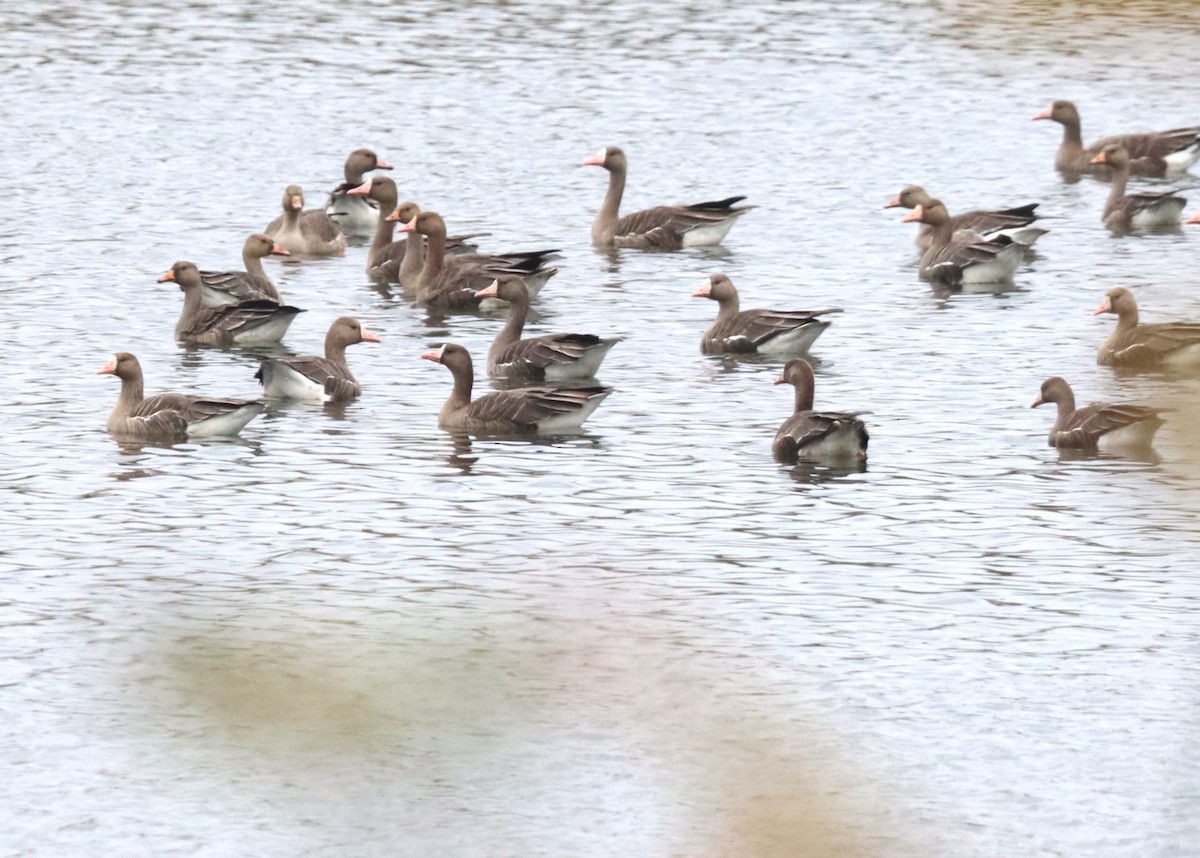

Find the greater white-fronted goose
[[473, 275, 623, 381], [1033, 100, 1200, 178], [421, 343, 612, 434], [772, 359, 869, 463], [324, 148, 393, 235], [198, 233, 288, 307], [901, 201, 1023, 287], [1093, 287, 1200, 368], [265, 184, 347, 256], [160, 261, 304, 347], [397, 211, 559, 310], [348, 175, 404, 280], [884, 185, 1046, 248], [385, 201, 425, 284], [1031, 376, 1169, 450], [581, 146, 754, 250], [1090, 143, 1187, 232], [692, 273, 840, 356], [256, 317, 381, 402], [97, 351, 263, 440], [1188, 211, 1200, 225]]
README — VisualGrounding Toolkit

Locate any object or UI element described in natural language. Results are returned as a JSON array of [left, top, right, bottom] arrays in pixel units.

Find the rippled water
[[4, 1, 1200, 855]]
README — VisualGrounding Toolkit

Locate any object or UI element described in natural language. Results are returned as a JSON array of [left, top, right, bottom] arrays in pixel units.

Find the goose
[[159, 261, 304, 347], [1093, 287, 1200, 368], [1030, 376, 1169, 449], [582, 146, 754, 249], [198, 233, 288, 307], [692, 273, 840, 355], [421, 343, 612, 434], [901, 201, 1023, 286], [474, 275, 623, 381], [1090, 143, 1187, 232], [884, 185, 1046, 248], [265, 184, 347, 256], [97, 351, 263, 440], [1033, 99, 1200, 178], [772, 358, 869, 463], [324, 148, 393, 235], [256, 317, 381, 402]]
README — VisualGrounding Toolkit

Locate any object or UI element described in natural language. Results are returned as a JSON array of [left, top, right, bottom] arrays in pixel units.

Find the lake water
[[3, 1, 1200, 855]]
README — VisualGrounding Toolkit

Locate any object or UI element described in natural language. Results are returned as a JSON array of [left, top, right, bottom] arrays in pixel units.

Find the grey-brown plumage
[[421, 343, 612, 434], [771, 359, 868, 463], [884, 185, 1044, 249], [582, 146, 754, 250], [265, 184, 347, 256], [399, 211, 559, 309], [1090, 143, 1187, 232], [901, 201, 1023, 287], [256, 317, 381, 402], [198, 233, 287, 306], [1034, 99, 1200, 178], [97, 351, 263, 440], [474, 275, 623, 381], [1093, 287, 1200, 368], [1030, 376, 1169, 449], [692, 273, 840, 356], [325, 148, 393, 234], [160, 261, 304, 347]]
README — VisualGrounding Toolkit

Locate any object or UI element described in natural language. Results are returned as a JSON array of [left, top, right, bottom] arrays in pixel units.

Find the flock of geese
[[98, 100, 1200, 461]]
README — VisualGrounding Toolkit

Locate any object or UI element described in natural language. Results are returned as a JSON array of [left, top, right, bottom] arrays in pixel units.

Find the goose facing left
[[160, 261, 305, 347]]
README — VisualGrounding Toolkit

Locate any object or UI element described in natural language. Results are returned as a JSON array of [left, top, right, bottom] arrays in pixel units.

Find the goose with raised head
[[1090, 143, 1187, 232], [582, 146, 754, 250], [1033, 99, 1200, 178], [474, 275, 623, 381], [772, 359, 868, 463], [421, 343, 612, 434], [692, 273, 839, 355], [397, 211, 559, 310], [160, 261, 304, 347], [198, 233, 288, 307], [1030, 376, 1169, 450], [97, 351, 263, 440], [1093, 287, 1200, 368], [256, 317, 381, 402], [901, 201, 1023, 287], [324, 148, 393, 235], [884, 185, 1046, 248], [265, 184, 347, 256]]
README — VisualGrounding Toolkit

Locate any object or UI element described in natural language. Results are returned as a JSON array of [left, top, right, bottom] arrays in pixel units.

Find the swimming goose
[[325, 148, 393, 235], [265, 184, 347, 256], [1033, 100, 1200, 178], [772, 358, 869, 463], [1030, 376, 1169, 450], [397, 211, 559, 309], [901, 201, 1023, 286], [348, 175, 404, 279], [582, 146, 754, 249], [198, 233, 288, 307], [692, 273, 840, 355], [1090, 143, 1187, 232], [474, 275, 623, 381], [256, 317, 381, 402], [884, 185, 1046, 248], [421, 343, 612, 434], [97, 351, 263, 440], [1093, 287, 1200, 368], [160, 261, 304, 347]]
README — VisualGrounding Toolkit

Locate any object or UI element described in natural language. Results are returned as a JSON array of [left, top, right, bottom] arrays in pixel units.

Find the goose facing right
[[198, 233, 288, 307], [325, 148, 393, 235], [256, 317, 381, 402], [692, 273, 840, 356]]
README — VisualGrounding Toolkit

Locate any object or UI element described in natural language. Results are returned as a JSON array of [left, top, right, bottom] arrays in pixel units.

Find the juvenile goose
[[474, 275, 623, 381], [256, 317, 381, 402], [324, 148, 393, 235], [1090, 143, 1187, 232], [1093, 287, 1200, 368], [692, 273, 840, 355], [1030, 376, 1169, 450], [582, 146, 754, 249], [97, 351, 263, 440], [772, 359, 869, 463], [159, 261, 304, 347], [884, 185, 1046, 248], [397, 211, 559, 309], [1033, 99, 1200, 178], [901, 201, 1023, 287], [265, 184, 347, 256], [198, 233, 288, 307], [421, 343, 612, 434]]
